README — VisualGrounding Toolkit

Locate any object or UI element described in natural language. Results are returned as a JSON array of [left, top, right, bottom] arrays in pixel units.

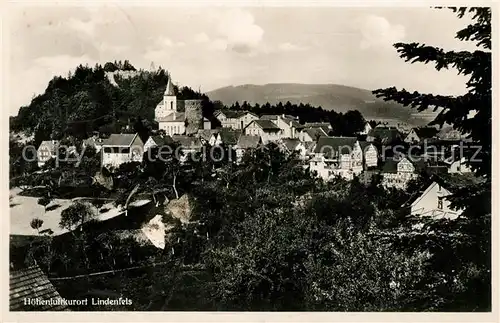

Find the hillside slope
[[207, 83, 437, 125]]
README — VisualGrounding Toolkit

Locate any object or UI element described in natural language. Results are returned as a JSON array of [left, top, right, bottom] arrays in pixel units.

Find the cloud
[[154, 36, 185, 48], [214, 9, 264, 53], [277, 42, 308, 52], [208, 39, 228, 51], [358, 15, 405, 50], [194, 32, 210, 43]]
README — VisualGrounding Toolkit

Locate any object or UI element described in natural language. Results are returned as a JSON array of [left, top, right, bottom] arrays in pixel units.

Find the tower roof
[[165, 75, 175, 96]]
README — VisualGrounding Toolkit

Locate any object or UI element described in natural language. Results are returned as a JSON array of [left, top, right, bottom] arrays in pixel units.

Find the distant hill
[[207, 83, 437, 126]]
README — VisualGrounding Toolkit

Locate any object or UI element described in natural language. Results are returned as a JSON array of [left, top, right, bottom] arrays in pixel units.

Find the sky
[[7, 5, 478, 116]]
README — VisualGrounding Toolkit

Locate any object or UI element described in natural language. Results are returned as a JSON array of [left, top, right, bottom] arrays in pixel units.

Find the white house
[[101, 133, 144, 169], [279, 138, 315, 160], [309, 136, 363, 181], [243, 120, 282, 144], [381, 157, 424, 189], [359, 142, 379, 168], [403, 179, 466, 220], [214, 110, 259, 130], [271, 115, 302, 139], [155, 75, 210, 135], [37, 140, 60, 167]]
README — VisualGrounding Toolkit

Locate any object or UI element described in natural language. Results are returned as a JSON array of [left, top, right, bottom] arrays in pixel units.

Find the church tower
[[163, 75, 177, 113]]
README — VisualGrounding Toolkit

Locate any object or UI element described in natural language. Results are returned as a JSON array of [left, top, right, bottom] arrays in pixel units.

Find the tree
[[59, 201, 96, 232], [37, 196, 52, 212], [373, 7, 491, 176], [372, 7, 491, 311], [30, 218, 44, 234]]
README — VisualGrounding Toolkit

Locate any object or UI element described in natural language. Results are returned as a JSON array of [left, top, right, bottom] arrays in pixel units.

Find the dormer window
[[437, 198, 443, 209]]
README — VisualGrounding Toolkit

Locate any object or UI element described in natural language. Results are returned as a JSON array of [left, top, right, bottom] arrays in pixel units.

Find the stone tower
[[184, 100, 203, 135]]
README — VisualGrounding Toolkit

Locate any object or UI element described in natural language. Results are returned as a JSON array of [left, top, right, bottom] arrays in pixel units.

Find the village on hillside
[[7, 6, 491, 314]]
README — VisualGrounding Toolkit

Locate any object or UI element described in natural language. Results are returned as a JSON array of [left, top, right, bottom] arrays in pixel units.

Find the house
[[243, 120, 282, 144], [279, 138, 315, 160], [298, 127, 328, 142], [309, 136, 363, 181], [304, 122, 332, 134], [381, 157, 425, 189], [402, 174, 480, 220], [404, 127, 439, 144], [143, 134, 174, 152], [274, 115, 302, 138], [234, 135, 262, 163], [101, 133, 144, 168], [155, 75, 210, 136], [37, 140, 60, 167], [212, 128, 242, 147], [366, 127, 403, 144], [10, 265, 69, 311], [171, 135, 203, 163], [359, 141, 379, 168], [214, 110, 259, 130], [196, 129, 219, 146]]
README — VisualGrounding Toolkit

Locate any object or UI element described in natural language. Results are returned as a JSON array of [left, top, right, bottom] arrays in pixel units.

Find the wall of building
[[411, 182, 461, 219]]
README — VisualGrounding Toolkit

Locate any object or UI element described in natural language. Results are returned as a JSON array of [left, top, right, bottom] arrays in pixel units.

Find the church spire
[[165, 73, 175, 96]]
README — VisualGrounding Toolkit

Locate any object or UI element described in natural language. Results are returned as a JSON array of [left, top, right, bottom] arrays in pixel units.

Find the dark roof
[[216, 110, 249, 119], [171, 135, 202, 149], [10, 265, 68, 311], [314, 136, 358, 158], [196, 129, 219, 141], [304, 122, 331, 129], [253, 119, 281, 131], [367, 127, 402, 143], [236, 135, 261, 149], [281, 138, 301, 152], [303, 127, 328, 140], [156, 112, 185, 122], [149, 135, 174, 146], [260, 114, 279, 120], [102, 134, 138, 147], [218, 128, 242, 145], [413, 127, 439, 139]]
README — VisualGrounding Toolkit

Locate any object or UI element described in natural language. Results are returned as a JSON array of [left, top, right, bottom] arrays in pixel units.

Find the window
[[438, 198, 443, 209], [170, 101, 173, 110]]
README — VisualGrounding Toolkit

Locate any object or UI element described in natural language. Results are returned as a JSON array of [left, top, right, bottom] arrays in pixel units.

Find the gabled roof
[[10, 265, 68, 311], [367, 127, 402, 143], [303, 127, 328, 140], [260, 114, 279, 120], [215, 110, 251, 119], [313, 136, 358, 158], [101, 133, 138, 147], [196, 129, 219, 141], [413, 127, 439, 139], [149, 135, 174, 146], [304, 122, 331, 129], [281, 138, 301, 152], [172, 135, 202, 149], [236, 135, 261, 149], [252, 119, 281, 131], [218, 128, 242, 145]]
